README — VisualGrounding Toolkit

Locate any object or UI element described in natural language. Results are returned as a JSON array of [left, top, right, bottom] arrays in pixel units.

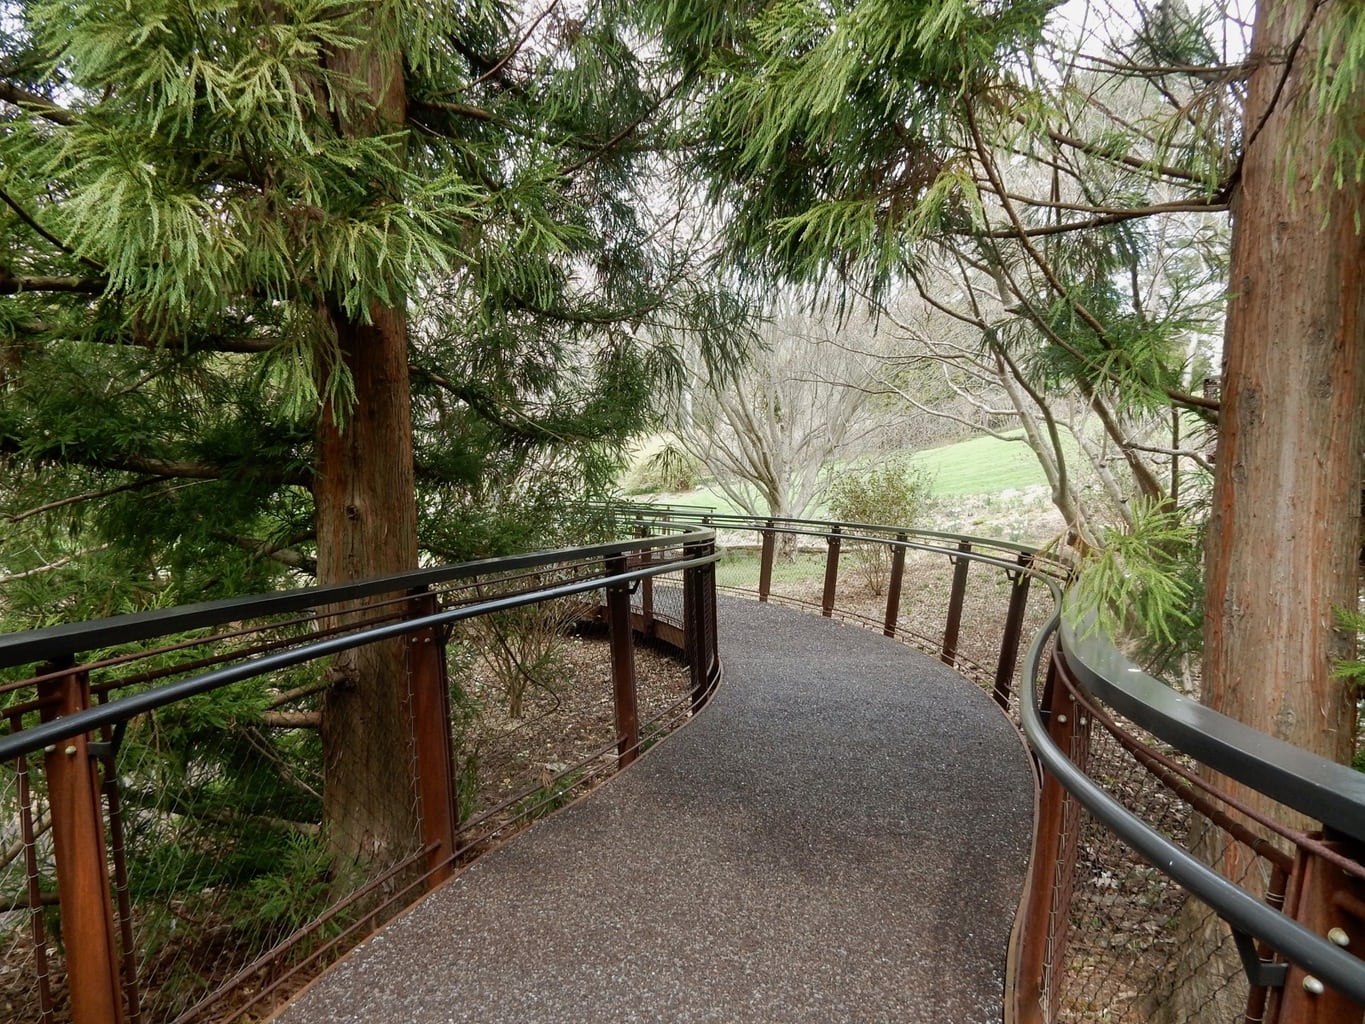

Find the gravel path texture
[[272, 598, 1036, 1024]]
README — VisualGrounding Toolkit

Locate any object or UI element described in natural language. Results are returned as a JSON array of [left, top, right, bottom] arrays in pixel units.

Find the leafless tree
[[673, 301, 892, 534]]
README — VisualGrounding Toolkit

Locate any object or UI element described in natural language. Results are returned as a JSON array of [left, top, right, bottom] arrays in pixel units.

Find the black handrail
[[626, 507, 1061, 560], [7, 505, 1365, 1006], [1020, 612, 1365, 1004], [619, 508, 1073, 581], [0, 524, 711, 669], [635, 508, 1365, 1002], [0, 538, 719, 763], [1060, 612, 1365, 844]]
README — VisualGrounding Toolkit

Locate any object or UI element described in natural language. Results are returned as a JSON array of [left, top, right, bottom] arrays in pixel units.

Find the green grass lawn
[[633, 429, 1071, 511], [910, 431, 1063, 497]]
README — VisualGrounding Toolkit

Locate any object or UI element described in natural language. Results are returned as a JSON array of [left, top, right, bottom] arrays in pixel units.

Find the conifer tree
[[0, 1, 743, 865]]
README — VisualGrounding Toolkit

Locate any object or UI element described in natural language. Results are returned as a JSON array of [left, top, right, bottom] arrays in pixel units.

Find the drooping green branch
[[0, 436, 308, 489], [411, 364, 589, 444], [14, 321, 276, 354]]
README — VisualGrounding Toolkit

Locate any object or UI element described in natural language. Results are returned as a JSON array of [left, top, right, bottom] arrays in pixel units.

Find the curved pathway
[[274, 599, 1035, 1024]]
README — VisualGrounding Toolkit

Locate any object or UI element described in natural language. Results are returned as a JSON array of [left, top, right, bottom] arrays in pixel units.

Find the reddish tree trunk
[[1153, 7, 1364, 1018], [1203, 0, 1365, 770], [312, 33, 423, 867], [315, 303, 422, 866]]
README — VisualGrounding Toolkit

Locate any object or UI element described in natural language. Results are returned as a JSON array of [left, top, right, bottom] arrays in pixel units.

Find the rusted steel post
[[705, 540, 719, 692], [606, 555, 641, 766], [993, 553, 1034, 709], [940, 539, 972, 667], [1007, 655, 1090, 1024], [95, 718, 141, 1024], [758, 523, 776, 603], [822, 526, 842, 618], [39, 664, 127, 1024], [634, 524, 655, 636], [1265, 838, 1365, 1023], [683, 553, 703, 707], [404, 589, 458, 887], [883, 535, 907, 638], [683, 538, 714, 710]]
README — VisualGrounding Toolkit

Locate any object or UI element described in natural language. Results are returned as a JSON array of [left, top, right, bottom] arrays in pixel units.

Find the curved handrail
[[622, 506, 1071, 571], [632, 506, 1365, 1006], [1060, 612, 1365, 844], [0, 523, 715, 670], [616, 508, 1074, 592], [7, 504, 1365, 1014], [0, 534, 719, 762], [1020, 612, 1365, 1004]]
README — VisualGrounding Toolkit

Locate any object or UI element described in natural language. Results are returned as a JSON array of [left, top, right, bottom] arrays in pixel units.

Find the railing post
[[822, 526, 842, 618], [1265, 837, 1365, 1023], [635, 526, 655, 636], [606, 555, 641, 766], [404, 589, 458, 888], [39, 663, 126, 1024], [993, 552, 1033, 708], [683, 538, 715, 711], [883, 534, 907, 638], [940, 539, 972, 666], [96, 716, 141, 1023], [758, 522, 776, 603], [1008, 654, 1091, 1024]]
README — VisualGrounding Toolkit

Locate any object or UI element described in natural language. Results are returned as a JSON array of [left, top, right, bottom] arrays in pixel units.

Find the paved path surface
[[274, 599, 1035, 1024]]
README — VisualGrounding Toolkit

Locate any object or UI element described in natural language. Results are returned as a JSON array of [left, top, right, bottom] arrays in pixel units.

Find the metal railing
[[0, 525, 720, 1024], [3, 504, 1365, 1024], [624, 507, 1365, 1024]]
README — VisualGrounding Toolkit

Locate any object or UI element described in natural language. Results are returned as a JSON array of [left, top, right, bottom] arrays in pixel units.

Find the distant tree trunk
[[313, 34, 423, 868], [1161, 2, 1365, 1018]]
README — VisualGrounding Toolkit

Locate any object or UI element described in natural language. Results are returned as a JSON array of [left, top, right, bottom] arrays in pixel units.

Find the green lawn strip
[[909, 431, 1068, 497], [633, 430, 1072, 512]]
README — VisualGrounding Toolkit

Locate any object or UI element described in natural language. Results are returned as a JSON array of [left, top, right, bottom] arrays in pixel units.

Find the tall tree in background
[[0, 1, 744, 865]]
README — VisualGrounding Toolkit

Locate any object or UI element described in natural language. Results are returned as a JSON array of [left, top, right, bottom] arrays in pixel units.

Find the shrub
[[625, 442, 702, 494], [826, 459, 935, 595]]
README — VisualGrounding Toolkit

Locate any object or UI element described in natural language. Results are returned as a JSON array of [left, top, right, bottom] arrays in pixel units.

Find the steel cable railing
[[3, 507, 1365, 1023], [0, 524, 720, 1024]]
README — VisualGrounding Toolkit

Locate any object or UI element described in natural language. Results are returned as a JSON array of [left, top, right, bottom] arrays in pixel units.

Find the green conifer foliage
[[0, 1, 744, 617], [0, 0, 747, 871]]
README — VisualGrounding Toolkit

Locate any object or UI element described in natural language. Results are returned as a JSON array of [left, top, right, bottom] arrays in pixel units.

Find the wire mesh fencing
[[0, 531, 717, 1024], [1018, 647, 1362, 1024]]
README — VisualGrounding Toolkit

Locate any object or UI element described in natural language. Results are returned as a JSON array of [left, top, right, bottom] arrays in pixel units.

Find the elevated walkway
[[274, 598, 1035, 1023]]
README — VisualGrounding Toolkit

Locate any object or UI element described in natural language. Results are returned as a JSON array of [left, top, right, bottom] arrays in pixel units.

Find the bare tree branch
[[0, 82, 77, 125]]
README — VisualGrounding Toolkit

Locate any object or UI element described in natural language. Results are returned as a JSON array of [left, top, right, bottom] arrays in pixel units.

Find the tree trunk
[[1160, 3, 1365, 1019], [313, 31, 423, 869], [1203, 0, 1364, 778], [315, 304, 422, 868]]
